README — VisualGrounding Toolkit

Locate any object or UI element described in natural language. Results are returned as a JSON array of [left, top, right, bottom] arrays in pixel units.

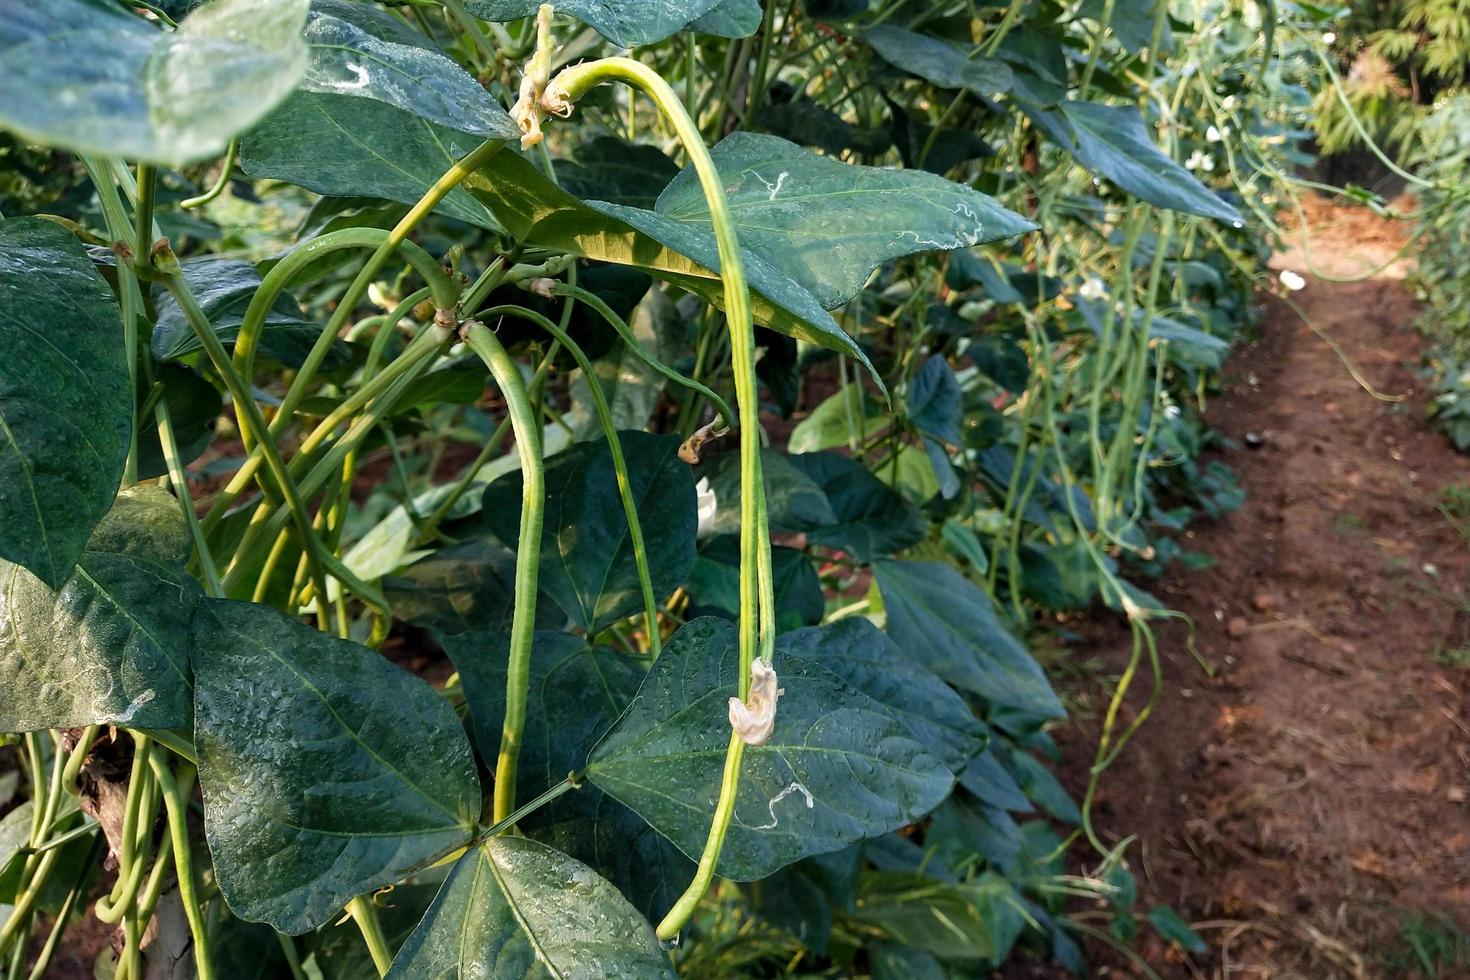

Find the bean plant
[[0, 0, 1333, 975]]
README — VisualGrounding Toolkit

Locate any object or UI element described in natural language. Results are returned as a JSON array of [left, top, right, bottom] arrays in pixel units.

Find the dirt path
[[1061, 203, 1470, 979]]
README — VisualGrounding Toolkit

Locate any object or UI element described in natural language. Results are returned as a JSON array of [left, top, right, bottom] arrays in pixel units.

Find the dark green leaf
[[0, 486, 199, 731], [1003, 746, 1079, 823], [688, 539, 825, 631], [481, 432, 696, 633], [193, 598, 481, 934], [907, 356, 963, 445], [557, 137, 680, 210], [702, 450, 836, 536], [588, 617, 955, 879], [386, 357, 487, 414], [0, 218, 131, 588], [241, 91, 510, 233], [464, 0, 724, 46], [1025, 101, 1241, 223], [446, 630, 693, 919], [383, 540, 521, 638], [787, 452, 926, 560], [862, 26, 1014, 97], [304, 0, 515, 137], [874, 560, 1063, 718], [780, 617, 986, 772], [1077, 0, 1172, 53], [134, 364, 221, 482], [152, 258, 350, 370], [0, 0, 308, 163], [957, 749, 1031, 813], [386, 836, 674, 977], [690, 0, 763, 36]]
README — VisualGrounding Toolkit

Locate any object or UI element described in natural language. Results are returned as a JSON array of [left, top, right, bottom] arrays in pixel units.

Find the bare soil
[[1056, 201, 1470, 978]]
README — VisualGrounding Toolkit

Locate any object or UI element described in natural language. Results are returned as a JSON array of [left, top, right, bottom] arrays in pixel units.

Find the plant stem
[[180, 139, 238, 209], [348, 896, 393, 977], [462, 323, 545, 823]]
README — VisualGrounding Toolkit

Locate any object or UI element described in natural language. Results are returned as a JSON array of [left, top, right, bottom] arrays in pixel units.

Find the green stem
[[543, 54, 770, 941], [462, 323, 545, 823], [348, 896, 393, 977], [180, 139, 239, 209], [155, 400, 223, 596]]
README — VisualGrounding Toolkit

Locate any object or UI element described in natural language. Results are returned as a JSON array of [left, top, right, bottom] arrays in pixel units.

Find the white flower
[[1221, 95, 1238, 111], [1186, 150, 1215, 172], [695, 477, 718, 538], [1206, 125, 1225, 143], [1279, 270, 1307, 291], [1164, 403, 1181, 419], [1323, 31, 1336, 45], [1079, 277, 1106, 300]]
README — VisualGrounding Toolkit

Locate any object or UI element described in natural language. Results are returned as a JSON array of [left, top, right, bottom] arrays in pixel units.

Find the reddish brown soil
[[1057, 204, 1470, 978]]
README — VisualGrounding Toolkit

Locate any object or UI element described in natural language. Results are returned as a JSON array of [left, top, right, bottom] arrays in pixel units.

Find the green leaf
[[565, 286, 684, 441], [383, 540, 522, 638], [556, 137, 681, 210], [192, 598, 481, 934], [386, 836, 675, 978], [690, 0, 763, 37], [957, 749, 1031, 812], [907, 356, 963, 445], [688, 539, 825, 631], [309, 879, 442, 980], [1147, 905, 1207, 953], [873, 560, 1063, 718], [446, 630, 694, 919], [0, 486, 200, 732], [464, 0, 724, 46], [134, 364, 221, 482], [587, 617, 955, 879], [152, 258, 349, 370], [0, 0, 309, 164], [303, 0, 514, 137], [852, 871, 1025, 961], [240, 91, 510, 233], [702, 449, 836, 536], [788, 386, 888, 455], [0, 218, 131, 589], [862, 26, 1015, 97], [1076, 0, 1172, 53], [780, 617, 986, 772], [652, 131, 1032, 309], [1024, 101, 1241, 223], [481, 432, 696, 633], [788, 453, 926, 560]]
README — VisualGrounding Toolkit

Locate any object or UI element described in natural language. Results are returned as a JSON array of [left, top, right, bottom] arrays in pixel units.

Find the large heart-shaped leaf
[[874, 560, 1063, 719], [780, 617, 986, 773], [152, 258, 349, 370], [383, 540, 521, 638], [0, 486, 200, 732], [1024, 101, 1241, 223], [446, 630, 694, 919], [0, 218, 131, 589], [862, 26, 1015, 98], [464, 0, 724, 46], [303, 0, 514, 137], [588, 617, 955, 879], [481, 432, 696, 633], [786, 453, 926, 561], [386, 836, 674, 978], [192, 598, 481, 934], [241, 91, 510, 233], [0, 0, 309, 164]]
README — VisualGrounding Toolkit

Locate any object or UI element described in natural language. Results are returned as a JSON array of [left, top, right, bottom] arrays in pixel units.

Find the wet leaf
[[0, 218, 131, 589], [303, 0, 514, 137], [0, 0, 309, 164], [464, 0, 724, 46], [386, 836, 675, 977], [0, 486, 200, 732], [587, 617, 955, 879], [192, 598, 481, 934]]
